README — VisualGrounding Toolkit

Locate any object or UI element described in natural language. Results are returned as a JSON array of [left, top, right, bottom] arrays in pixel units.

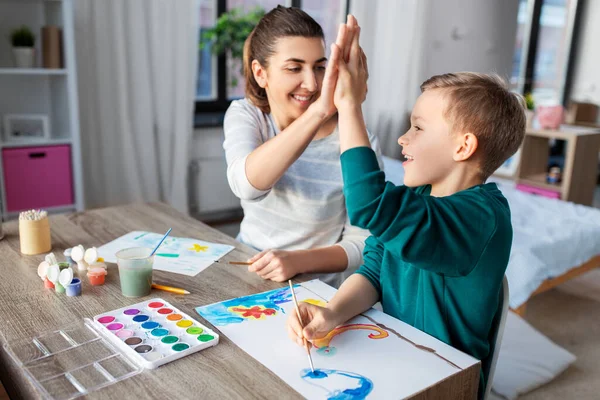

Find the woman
[[223, 6, 381, 287]]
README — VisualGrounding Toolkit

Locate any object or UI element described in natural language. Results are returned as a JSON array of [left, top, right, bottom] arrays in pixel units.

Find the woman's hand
[[286, 302, 340, 348], [247, 249, 305, 282]]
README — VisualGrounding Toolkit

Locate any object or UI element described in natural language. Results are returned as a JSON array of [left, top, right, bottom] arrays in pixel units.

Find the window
[[195, 0, 349, 126], [510, 0, 583, 106]]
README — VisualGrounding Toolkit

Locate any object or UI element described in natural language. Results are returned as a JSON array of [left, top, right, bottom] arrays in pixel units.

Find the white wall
[[570, 0, 600, 108], [419, 0, 520, 84], [189, 127, 240, 217]]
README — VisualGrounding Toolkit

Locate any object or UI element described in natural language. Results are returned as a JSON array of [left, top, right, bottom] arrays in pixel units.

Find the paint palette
[[92, 298, 219, 369]]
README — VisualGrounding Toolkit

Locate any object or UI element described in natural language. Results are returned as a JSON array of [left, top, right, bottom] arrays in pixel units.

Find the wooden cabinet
[[516, 125, 600, 206]]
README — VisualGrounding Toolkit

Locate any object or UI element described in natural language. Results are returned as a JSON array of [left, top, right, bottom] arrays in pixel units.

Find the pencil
[[288, 280, 315, 373], [151, 283, 190, 295]]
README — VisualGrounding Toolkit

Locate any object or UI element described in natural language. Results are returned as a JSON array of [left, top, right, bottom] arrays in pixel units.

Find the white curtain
[[351, 0, 427, 159], [74, 0, 198, 213]]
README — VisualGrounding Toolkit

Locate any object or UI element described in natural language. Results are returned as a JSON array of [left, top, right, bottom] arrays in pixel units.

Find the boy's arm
[[341, 147, 497, 276]]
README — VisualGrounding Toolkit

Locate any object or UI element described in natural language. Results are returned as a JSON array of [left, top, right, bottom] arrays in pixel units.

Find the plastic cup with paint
[[55, 282, 66, 294], [37, 261, 49, 281], [87, 267, 107, 285], [58, 262, 70, 271], [44, 277, 54, 289], [115, 247, 154, 298], [64, 278, 82, 297], [64, 248, 74, 265], [71, 245, 89, 272], [58, 267, 74, 295]]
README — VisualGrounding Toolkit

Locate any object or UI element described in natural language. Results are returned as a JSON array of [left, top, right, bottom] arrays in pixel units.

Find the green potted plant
[[10, 26, 36, 68], [524, 92, 535, 128], [200, 7, 265, 87]]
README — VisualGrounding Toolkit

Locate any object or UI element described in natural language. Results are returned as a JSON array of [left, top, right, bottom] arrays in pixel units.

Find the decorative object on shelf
[[2, 114, 50, 142], [524, 93, 535, 128], [546, 166, 562, 184], [536, 105, 564, 130], [10, 26, 36, 68], [200, 7, 265, 87], [19, 209, 51, 255], [42, 25, 63, 69]]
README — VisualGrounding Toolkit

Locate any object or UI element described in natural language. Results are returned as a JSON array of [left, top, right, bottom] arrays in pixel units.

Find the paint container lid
[[4, 319, 143, 398], [71, 245, 85, 262], [46, 264, 60, 284], [88, 267, 107, 276], [84, 247, 98, 264], [63, 248, 72, 257], [88, 262, 107, 270], [58, 268, 74, 287], [37, 261, 49, 280]]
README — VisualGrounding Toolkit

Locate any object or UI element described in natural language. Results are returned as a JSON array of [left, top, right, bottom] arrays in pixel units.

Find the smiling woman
[[222, 6, 383, 287]]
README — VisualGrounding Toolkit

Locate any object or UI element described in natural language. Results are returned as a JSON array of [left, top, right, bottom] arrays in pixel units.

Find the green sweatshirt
[[341, 147, 511, 399]]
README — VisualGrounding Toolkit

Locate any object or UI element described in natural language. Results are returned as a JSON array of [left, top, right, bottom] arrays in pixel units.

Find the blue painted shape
[[196, 285, 295, 326], [300, 368, 373, 400]]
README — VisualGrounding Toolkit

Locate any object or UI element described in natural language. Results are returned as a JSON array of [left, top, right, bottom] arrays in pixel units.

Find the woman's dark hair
[[243, 5, 324, 113]]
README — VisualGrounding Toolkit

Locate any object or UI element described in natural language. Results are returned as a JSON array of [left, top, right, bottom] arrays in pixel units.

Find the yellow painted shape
[[302, 298, 327, 307], [313, 324, 389, 348], [188, 244, 209, 252]]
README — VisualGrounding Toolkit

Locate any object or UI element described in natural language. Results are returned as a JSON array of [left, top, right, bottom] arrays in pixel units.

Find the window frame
[[515, 0, 584, 105], [194, 0, 350, 127]]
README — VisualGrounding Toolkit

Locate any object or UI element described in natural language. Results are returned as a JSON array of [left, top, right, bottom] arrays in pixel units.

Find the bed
[[381, 156, 600, 314]]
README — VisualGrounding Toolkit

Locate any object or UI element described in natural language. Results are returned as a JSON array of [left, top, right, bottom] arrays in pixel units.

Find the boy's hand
[[286, 302, 340, 347], [333, 20, 368, 111], [248, 249, 303, 282]]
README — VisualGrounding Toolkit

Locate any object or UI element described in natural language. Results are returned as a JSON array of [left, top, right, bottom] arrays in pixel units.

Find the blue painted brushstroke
[[301, 368, 373, 400], [196, 285, 295, 326]]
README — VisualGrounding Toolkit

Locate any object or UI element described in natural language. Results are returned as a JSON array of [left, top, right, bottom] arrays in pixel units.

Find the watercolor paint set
[[3, 299, 219, 399], [92, 298, 219, 369]]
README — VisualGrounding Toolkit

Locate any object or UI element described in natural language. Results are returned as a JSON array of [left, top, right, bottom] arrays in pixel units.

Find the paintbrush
[[288, 280, 315, 373], [214, 260, 252, 266]]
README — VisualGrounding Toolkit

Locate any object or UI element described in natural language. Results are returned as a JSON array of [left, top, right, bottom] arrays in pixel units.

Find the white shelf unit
[[0, 0, 83, 218]]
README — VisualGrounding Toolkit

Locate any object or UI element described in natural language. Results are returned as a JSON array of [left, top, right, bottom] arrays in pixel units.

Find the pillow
[[491, 311, 576, 399]]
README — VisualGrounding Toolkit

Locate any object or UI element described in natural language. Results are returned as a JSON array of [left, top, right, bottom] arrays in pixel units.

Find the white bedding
[[381, 156, 600, 308]]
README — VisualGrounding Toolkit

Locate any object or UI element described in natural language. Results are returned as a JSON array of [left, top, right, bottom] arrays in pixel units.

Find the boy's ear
[[252, 60, 268, 88], [453, 132, 478, 162]]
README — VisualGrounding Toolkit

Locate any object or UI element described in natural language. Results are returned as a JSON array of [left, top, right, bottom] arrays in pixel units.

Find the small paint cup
[[64, 248, 74, 265], [64, 278, 82, 297], [55, 282, 66, 294], [175, 320, 193, 329], [44, 277, 55, 289], [87, 267, 107, 285], [58, 262, 70, 271], [116, 247, 154, 298]]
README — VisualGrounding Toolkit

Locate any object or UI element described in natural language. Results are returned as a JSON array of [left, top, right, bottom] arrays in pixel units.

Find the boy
[[287, 28, 526, 399]]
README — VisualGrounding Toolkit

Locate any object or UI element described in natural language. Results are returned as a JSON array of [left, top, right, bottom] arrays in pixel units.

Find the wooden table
[[0, 203, 479, 399]]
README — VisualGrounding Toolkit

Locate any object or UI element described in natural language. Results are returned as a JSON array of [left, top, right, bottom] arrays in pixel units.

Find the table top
[[0, 202, 479, 399]]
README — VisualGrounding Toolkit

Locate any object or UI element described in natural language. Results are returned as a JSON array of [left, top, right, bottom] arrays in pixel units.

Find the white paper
[[196, 279, 478, 399], [98, 231, 234, 276]]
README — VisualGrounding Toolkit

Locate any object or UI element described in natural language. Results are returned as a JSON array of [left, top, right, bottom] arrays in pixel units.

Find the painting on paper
[[197, 280, 477, 399], [98, 231, 234, 276]]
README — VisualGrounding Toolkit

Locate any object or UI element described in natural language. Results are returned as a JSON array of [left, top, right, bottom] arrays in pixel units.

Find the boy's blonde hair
[[420, 72, 526, 179]]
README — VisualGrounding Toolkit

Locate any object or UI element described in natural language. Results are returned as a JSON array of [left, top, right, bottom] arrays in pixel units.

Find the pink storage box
[[516, 183, 561, 200], [2, 145, 74, 212]]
